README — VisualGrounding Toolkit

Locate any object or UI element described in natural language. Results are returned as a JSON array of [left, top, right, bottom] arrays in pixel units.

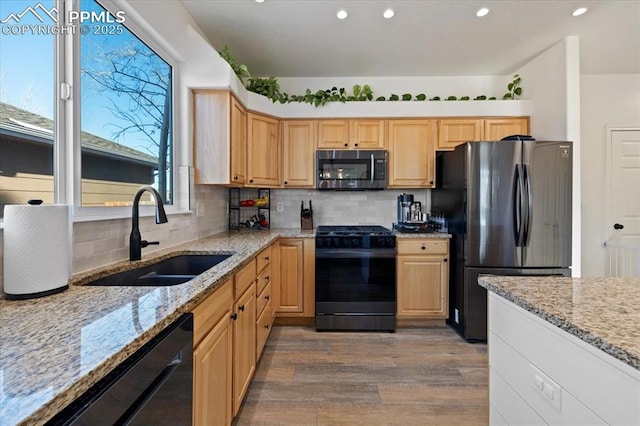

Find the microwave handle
[[370, 154, 375, 184]]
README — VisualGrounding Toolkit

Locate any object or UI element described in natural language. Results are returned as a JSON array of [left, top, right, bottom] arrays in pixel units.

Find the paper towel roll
[[3, 203, 72, 299]]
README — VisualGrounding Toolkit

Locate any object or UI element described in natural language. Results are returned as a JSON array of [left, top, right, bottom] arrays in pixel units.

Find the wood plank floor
[[233, 325, 488, 425]]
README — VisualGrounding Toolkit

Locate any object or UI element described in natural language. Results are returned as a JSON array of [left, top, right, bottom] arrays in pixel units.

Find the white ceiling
[[181, 0, 640, 78]]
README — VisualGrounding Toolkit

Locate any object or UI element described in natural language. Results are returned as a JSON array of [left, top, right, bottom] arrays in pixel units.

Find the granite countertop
[[478, 276, 640, 371], [0, 228, 313, 426]]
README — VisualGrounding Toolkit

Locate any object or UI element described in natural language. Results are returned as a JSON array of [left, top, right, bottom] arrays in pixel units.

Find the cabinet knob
[[238, 305, 245, 312], [284, 181, 288, 185], [344, 143, 348, 147], [265, 295, 270, 300], [264, 324, 270, 330], [233, 176, 238, 180], [421, 246, 426, 250], [430, 180, 434, 185], [264, 256, 270, 261], [231, 313, 238, 320], [249, 179, 254, 183], [265, 275, 270, 281], [444, 258, 448, 262]]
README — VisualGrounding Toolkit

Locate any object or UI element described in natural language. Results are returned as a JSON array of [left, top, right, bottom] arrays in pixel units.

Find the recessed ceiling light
[[572, 7, 588, 17], [337, 10, 348, 20], [383, 9, 395, 19], [476, 7, 490, 17], [255, 0, 264, 3]]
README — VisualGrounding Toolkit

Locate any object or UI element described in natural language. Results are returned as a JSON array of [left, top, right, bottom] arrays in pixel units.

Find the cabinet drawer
[[192, 279, 233, 346], [397, 239, 448, 255], [256, 281, 272, 318], [256, 263, 272, 295], [235, 258, 256, 299], [256, 246, 272, 273], [256, 300, 273, 359]]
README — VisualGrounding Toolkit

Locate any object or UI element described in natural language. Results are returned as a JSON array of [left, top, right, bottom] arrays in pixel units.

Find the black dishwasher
[[47, 313, 193, 425]]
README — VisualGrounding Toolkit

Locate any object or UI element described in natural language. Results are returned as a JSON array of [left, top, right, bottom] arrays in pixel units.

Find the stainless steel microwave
[[316, 150, 387, 190]]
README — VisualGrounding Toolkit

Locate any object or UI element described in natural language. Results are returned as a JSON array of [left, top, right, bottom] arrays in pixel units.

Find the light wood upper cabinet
[[317, 119, 385, 149], [484, 117, 530, 141], [387, 119, 437, 188], [193, 90, 246, 185], [282, 120, 316, 187], [397, 239, 449, 319], [192, 279, 233, 426], [273, 238, 315, 317], [230, 97, 247, 184], [437, 119, 483, 151], [247, 112, 280, 187], [437, 117, 531, 151]]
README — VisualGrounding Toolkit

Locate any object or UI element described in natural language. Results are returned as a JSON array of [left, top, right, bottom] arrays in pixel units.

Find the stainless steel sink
[[85, 254, 233, 286]]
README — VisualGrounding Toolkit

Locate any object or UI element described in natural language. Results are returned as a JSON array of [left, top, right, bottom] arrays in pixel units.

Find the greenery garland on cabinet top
[[220, 45, 523, 107]]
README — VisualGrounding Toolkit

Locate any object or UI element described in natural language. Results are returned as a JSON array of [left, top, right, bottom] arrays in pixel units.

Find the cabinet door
[[387, 119, 436, 188], [230, 96, 247, 184], [282, 120, 316, 187], [351, 119, 385, 149], [484, 118, 530, 141], [274, 239, 304, 314], [232, 284, 256, 416], [193, 310, 232, 426], [397, 255, 448, 318], [247, 113, 280, 187], [317, 120, 349, 149], [437, 119, 483, 151]]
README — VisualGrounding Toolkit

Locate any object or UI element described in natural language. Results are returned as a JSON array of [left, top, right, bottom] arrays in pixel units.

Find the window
[[80, 0, 173, 206], [0, 0, 56, 213], [0, 0, 177, 217]]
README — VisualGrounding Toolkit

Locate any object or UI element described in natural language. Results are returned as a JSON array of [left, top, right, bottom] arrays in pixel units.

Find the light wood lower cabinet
[[273, 238, 315, 317], [255, 245, 274, 360], [397, 239, 449, 319], [232, 260, 256, 416], [192, 279, 233, 426]]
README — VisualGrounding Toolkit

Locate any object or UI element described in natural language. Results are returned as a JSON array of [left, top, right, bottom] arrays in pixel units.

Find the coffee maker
[[397, 193, 414, 223], [396, 193, 428, 232]]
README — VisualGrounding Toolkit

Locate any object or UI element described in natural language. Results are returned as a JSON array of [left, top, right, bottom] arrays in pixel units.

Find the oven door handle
[[316, 248, 397, 258]]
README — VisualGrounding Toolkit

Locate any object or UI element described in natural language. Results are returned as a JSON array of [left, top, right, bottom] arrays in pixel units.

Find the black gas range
[[315, 225, 397, 332], [315, 225, 396, 249]]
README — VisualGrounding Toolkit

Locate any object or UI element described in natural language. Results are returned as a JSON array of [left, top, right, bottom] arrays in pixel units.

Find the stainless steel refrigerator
[[432, 140, 573, 341]]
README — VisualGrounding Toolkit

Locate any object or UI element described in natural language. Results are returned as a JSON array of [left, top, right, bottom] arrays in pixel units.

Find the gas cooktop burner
[[315, 226, 396, 249], [316, 225, 393, 236]]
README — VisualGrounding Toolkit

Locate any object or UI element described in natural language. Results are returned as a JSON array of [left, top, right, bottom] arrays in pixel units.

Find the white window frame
[[56, 0, 189, 222]]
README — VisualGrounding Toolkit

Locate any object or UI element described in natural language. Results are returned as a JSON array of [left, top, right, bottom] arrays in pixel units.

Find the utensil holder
[[301, 215, 313, 230]]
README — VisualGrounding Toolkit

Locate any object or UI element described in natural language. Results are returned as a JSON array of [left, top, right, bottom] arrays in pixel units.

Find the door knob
[[614, 223, 624, 230]]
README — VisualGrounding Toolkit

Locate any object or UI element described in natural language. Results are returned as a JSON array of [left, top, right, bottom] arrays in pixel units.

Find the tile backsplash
[[269, 189, 430, 229]]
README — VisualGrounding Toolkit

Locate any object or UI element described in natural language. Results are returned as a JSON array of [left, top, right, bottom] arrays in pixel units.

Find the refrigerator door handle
[[523, 164, 533, 246], [513, 164, 525, 246]]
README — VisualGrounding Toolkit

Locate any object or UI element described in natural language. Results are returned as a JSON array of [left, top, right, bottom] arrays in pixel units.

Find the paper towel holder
[[3, 202, 71, 300]]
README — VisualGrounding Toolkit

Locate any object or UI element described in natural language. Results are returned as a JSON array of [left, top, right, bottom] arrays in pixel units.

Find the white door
[[607, 129, 640, 277]]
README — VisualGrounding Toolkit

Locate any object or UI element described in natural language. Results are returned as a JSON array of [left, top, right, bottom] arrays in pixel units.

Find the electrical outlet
[[196, 202, 204, 217], [170, 221, 180, 231], [276, 202, 284, 213]]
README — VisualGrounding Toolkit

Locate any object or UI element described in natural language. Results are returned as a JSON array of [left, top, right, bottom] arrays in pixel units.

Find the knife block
[[301, 213, 313, 230]]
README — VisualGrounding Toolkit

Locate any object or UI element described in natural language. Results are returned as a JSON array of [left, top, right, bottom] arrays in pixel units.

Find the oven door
[[315, 248, 396, 316]]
